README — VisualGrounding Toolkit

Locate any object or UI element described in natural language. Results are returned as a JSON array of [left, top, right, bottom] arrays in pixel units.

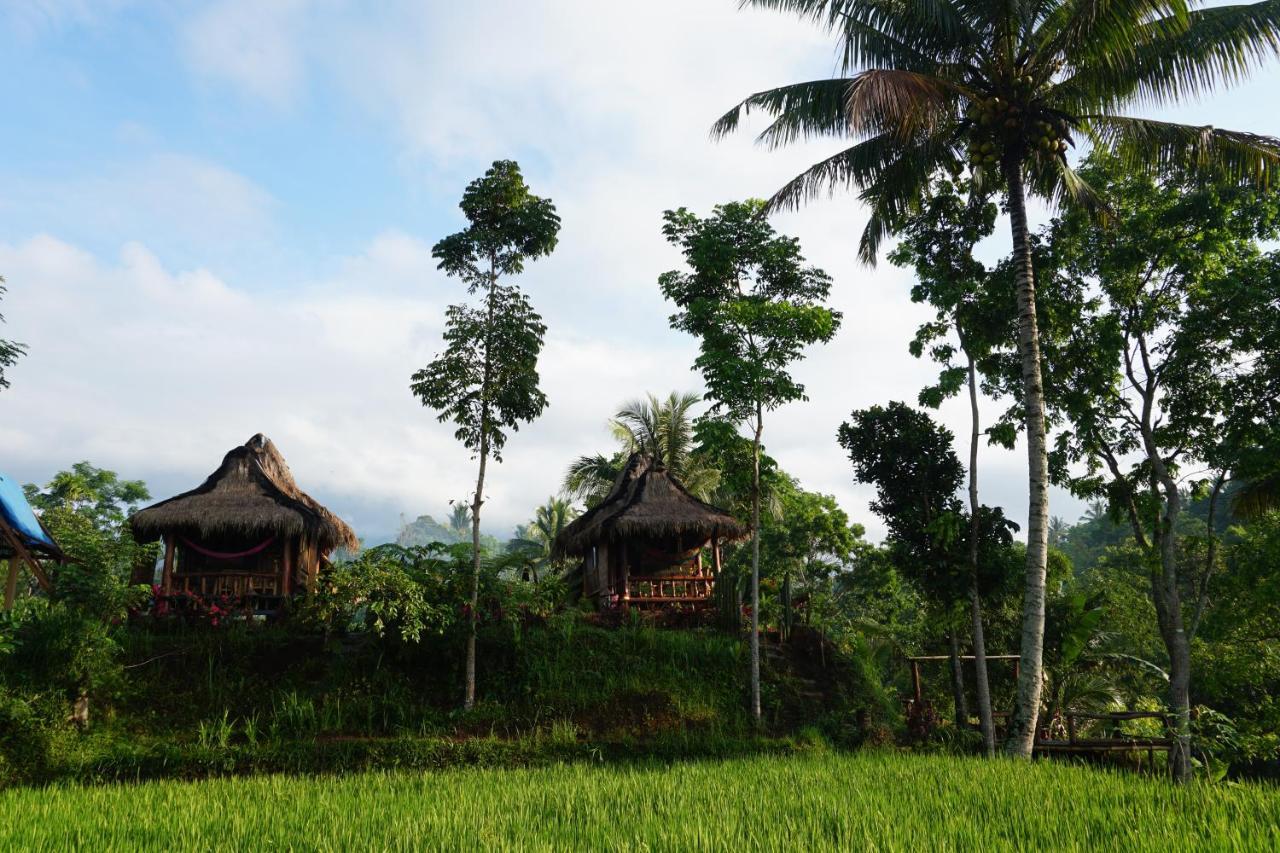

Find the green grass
[[3, 752, 1277, 851]]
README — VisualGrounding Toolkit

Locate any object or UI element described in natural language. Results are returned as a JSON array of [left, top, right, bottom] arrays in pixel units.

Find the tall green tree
[[411, 159, 560, 710], [1041, 154, 1280, 779], [888, 176, 1007, 752], [660, 199, 841, 723], [714, 0, 1280, 758], [0, 276, 26, 392]]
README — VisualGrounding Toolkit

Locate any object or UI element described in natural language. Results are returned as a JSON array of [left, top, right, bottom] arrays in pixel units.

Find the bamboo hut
[[128, 434, 357, 605], [554, 453, 746, 609]]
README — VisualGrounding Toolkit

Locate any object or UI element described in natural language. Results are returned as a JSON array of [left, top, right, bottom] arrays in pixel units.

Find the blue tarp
[[0, 471, 55, 549]]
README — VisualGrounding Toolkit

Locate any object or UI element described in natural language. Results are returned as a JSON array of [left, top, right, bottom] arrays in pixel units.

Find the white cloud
[[183, 0, 310, 106], [2, 0, 1123, 542]]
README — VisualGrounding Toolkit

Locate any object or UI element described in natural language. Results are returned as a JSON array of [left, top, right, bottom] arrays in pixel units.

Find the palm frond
[[1086, 114, 1280, 186], [712, 79, 856, 145], [1230, 470, 1280, 519], [1025, 146, 1111, 214], [844, 68, 968, 140], [833, 0, 982, 68], [1058, 1, 1280, 110]]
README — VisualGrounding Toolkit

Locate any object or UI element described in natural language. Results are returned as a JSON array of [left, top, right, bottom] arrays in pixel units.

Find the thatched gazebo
[[129, 434, 357, 603], [555, 453, 746, 609]]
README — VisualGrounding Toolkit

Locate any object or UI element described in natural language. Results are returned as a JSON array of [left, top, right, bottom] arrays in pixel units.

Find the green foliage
[[659, 200, 841, 424], [306, 545, 462, 644], [0, 276, 25, 392], [411, 288, 548, 460], [23, 462, 150, 530]]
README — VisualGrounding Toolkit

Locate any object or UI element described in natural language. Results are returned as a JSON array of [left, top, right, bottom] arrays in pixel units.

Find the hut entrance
[[555, 453, 746, 612]]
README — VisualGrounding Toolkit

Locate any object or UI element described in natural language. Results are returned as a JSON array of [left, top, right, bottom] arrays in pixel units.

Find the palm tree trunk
[[1002, 156, 1050, 759], [750, 404, 763, 725], [965, 350, 996, 756]]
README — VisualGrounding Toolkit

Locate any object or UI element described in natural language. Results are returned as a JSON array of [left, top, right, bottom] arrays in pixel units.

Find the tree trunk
[[750, 405, 763, 725], [464, 260, 498, 712], [1149, 455, 1192, 781], [1002, 155, 1051, 759], [465, 437, 487, 712], [965, 351, 996, 756], [948, 628, 968, 729]]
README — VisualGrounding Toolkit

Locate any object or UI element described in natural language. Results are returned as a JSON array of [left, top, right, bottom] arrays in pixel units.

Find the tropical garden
[[3, 0, 1280, 847]]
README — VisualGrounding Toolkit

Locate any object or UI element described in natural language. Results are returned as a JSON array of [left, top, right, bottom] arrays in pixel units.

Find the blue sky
[[2, 1, 1278, 544]]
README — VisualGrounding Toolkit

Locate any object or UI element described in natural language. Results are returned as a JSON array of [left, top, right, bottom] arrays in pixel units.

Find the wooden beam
[[281, 537, 294, 595], [3, 558, 16, 610], [911, 660, 923, 704], [0, 521, 51, 593], [161, 536, 176, 594], [620, 542, 631, 607]]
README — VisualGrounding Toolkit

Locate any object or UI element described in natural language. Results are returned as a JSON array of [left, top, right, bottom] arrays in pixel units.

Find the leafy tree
[[0, 277, 24, 392], [563, 391, 720, 507], [661, 199, 841, 724], [410, 159, 560, 710], [889, 175, 1008, 753], [839, 403, 1019, 728], [1044, 153, 1280, 779], [715, 0, 1280, 759], [23, 463, 150, 530]]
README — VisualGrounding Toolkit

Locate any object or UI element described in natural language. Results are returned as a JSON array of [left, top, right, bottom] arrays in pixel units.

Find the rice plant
[[2, 753, 1277, 850]]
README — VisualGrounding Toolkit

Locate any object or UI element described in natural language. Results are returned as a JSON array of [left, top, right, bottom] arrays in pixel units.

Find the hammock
[[181, 536, 276, 560]]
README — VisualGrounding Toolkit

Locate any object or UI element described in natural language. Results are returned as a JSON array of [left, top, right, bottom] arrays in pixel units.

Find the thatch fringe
[[554, 453, 746, 557], [128, 434, 358, 553]]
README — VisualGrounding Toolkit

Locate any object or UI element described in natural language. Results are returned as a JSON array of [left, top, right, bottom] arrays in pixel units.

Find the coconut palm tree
[[714, 0, 1280, 761], [508, 497, 579, 582], [563, 392, 721, 505]]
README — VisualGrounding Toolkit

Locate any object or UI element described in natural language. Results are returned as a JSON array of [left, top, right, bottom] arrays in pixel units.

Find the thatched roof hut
[[556, 453, 745, 556], [129, 434, 356, 601], [555, 453, 745, 609]]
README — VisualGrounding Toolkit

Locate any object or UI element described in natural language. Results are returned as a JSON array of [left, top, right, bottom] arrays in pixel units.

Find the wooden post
[[911, 660, 923, 704], [161, 536, 176, 594], [712, 534, 721, 575], [281, 538, 294, 596], [620, 542, 631, 607], [3, 558, 16, 610]]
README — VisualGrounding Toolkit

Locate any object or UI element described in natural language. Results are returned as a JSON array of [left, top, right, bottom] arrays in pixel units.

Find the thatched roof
[[555, 453, 746, 556], [128, 434, 358, 553]]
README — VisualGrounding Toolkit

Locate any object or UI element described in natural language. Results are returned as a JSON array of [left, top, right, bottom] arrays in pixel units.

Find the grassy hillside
[[3, 752, 1277, 850], [5, 617, 896, 784]]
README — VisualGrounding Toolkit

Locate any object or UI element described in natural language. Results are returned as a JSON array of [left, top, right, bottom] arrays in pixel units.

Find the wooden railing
[[626, 574, 714, 605], [172, 571, 282, 598]]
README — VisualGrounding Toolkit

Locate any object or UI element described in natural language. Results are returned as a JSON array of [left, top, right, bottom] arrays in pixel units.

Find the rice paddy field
[[2, 752, 1278, 851]]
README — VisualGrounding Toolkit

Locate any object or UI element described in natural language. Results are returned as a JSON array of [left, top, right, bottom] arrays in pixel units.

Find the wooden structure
[[906, 654, 1174, 769], [0, 471, 64, 609], [128, 434, 357, 609], [554, 453, 746, 609]]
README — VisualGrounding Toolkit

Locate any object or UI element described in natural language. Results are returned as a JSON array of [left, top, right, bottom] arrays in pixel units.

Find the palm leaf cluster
[[714, 0, 1280, 261], [562, 392, 721, 507]]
